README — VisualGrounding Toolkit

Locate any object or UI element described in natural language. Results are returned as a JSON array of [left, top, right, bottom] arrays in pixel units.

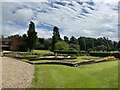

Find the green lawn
[[33, 50, 54, 54], [74, 56, 102, 62], [31, 60, 118, 88]]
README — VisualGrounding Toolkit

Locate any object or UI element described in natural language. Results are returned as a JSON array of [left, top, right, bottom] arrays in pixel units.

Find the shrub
[[103, 56, 116, 60], [69, 44, 80, 52], [55, 41, 69, 50], [89, 52, 120, 59]]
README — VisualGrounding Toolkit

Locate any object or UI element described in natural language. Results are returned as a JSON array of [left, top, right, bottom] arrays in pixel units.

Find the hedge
[[54, 50, 78, 54], [89, 52, 120, 59]]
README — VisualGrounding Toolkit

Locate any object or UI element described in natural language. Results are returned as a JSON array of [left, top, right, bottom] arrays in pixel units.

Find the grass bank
[[31, 60, 118, 88]]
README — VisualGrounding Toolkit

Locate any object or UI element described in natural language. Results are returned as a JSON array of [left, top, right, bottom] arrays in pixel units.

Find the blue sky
[[1, 0, 118, 41]]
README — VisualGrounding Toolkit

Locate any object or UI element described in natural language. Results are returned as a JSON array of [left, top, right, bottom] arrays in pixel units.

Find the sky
[[1, 0, 119, 41]]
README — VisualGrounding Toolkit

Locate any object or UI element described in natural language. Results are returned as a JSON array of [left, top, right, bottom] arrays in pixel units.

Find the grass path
[[31, 61, 118, 88]]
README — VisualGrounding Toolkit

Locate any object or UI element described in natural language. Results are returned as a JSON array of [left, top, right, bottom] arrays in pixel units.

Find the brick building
[[0, 36, 22, 51]]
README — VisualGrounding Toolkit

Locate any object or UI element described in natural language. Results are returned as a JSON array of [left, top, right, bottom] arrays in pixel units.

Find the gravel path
[[2, 57, 34, 88]]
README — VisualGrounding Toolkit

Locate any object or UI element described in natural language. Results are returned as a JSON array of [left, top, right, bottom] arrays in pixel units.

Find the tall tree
[[19, 34, 28, 51], [51, 26, 61, 51], [69, 36, 78, 44], [117, 41, 120, 51], [78, 37, 86, 51], [27, 21, 38, 51], [44, 38, 52, 50], [113, 41, 118, 51], [64, 36, 69, 43]]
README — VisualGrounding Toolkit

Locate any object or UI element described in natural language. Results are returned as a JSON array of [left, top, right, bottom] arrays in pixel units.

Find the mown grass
[[33, 50, 54, 54], [74, 56, 102, 62], [31, 60, 118, 88]]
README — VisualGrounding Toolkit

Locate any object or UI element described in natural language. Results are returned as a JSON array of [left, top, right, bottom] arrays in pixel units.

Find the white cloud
[[1, 0, 118, 41], [36, 28, 52, 38], [2, 24, 27, 37], [1, 0, 48, 2], [12, 8, 34, 23]]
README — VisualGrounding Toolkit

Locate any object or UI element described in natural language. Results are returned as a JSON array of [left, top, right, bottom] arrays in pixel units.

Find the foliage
[[19, 34, 28, 52], [96, 45, 107, 51], [89, 52, 120, 58], [44, 38, 52, 50], [78, 37, 86, 51], [18, 21, 38, 52], [103, 56, 115, 60], [19, 42, 28, 52], [117, 41, 120, 50], [5, 24, 119, 52], [64, 36, 69, 43], [69, 36, 78, 44], [69, 44, 80, 52], [55, 41, 69, 50], [27, 21, 38, 51], [51, 26, 61, 51]]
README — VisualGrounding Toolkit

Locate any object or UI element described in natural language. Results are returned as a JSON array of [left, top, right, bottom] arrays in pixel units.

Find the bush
[[89, 52, 120, 59], [69, 44, 80, 52], [55, 41, 69, 50]]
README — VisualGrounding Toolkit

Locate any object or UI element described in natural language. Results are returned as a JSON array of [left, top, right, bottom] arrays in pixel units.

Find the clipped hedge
[[89, 52, 120, 59], [3, 52, 40, 58], [54, 50, 78, 54]]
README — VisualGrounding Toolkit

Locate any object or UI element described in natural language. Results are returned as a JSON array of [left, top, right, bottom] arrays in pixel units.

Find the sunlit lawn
[[33, 50, 54, 54], [31, 60, 118, 88]]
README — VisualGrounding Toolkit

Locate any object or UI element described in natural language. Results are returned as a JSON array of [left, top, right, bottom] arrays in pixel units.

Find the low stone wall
[[28, 57, 76, 61], [24, 59, 117, 67]]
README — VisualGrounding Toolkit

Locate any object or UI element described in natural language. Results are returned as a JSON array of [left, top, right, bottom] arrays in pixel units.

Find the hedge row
[[3, 52, 39, 56], [54, 50, 78, 54], [89, 52, 120, 59]]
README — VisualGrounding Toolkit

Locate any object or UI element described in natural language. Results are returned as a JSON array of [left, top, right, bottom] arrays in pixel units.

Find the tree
[[51, 26, 61, 51], [78, 37, 86, 51], [55, 41, 69, 50], [69, 36, 78, 44], [69, 44, 80, 52], [64, 36, 69, 43], [96, 45, 107, 51], [27, 21, 38, 52], [113, 41, 118, 51], [44, 38, 52, 50], [19, 34, 28, 51], [117, 41, 120, 51]]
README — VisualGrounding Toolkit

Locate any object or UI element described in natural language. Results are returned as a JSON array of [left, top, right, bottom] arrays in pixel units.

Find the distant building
[[0, 38, 11, 51], [0, 36, 22, 51]]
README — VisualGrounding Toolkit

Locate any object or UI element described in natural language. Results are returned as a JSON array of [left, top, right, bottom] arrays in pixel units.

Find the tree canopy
[[51, 26, 61, 51], [55, 41, 69, 50], [5, 23, 120, 52], [27, 21, 38, 51]]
